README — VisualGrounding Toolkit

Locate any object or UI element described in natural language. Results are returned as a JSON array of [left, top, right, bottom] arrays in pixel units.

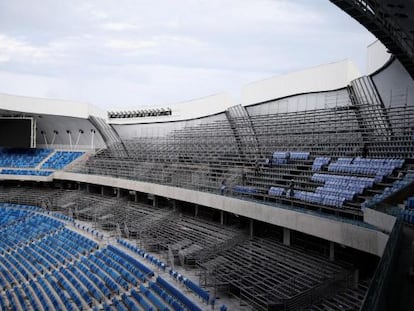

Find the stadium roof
[[330, 0, 414, 79]]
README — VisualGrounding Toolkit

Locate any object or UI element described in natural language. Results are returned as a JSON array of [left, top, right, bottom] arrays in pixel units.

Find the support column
[[283, 228, 291, 246], [195, 205, 199, 217], [116, 188, 120, 198], [153, 196, 158, 208], [101, 186, 104, 196], [353, 269, 359, 289], [220, 211, 224, 225], [134, 191, 138, 203], [329, 241, 335, 261], [249, 219, 254, 239], [172, 200, 177, 211], [86, 184, 90, 193]]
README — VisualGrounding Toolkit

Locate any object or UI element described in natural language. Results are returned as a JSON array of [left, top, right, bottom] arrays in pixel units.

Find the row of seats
[[119, 239, 211, 309], [150, 281, 186, 311], [0, 202, 42, 212], [0, 208, 29, 227], [183, 278, 210, 304], [268, 175, 373, 208], [400, 209, 414, 224], [0, 205, 206, 311], [311, 173, 376, 207], [42, 151, 84, 169], [107, 245, 154, 278], [0, 148, 52, 168], [272, 151, 290, 159], [315, 186, 355, 200], [268, 186, 285, 197], [139, 284, 169, 311], [61, 228, 99, 252], [289, 151, 310, 160], [312, 157, 331, 171], [74, 222, 104, 239], [156, 276, 203, 311], [97, 250, 140, 286], [118, 239, 167, 271], [53, 268, 84, 309], [313, 174, 374, 193], [362, 172, 414, 209], [270, 151, 310, 165], [294, 190, 345, 208], [0, 169, 53, 176], [0, 213, 64, 254], [233, 185, 258, 195], [328, 157, 403, 182], [267, 173, 376, 208], [84, 258, 121, 300], [408, 197, 414, 210], [50, 211, 74, 222], [129, 290, 154, 311]]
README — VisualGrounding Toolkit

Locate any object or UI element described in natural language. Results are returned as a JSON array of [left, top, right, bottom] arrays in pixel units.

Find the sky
[[0, 0, 375, 110]]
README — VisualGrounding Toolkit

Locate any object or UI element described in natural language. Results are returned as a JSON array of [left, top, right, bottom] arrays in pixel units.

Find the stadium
[[0, 1, 413, 310]]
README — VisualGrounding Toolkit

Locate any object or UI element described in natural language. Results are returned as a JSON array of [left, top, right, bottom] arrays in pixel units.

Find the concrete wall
[[242, 59, 360, 106], [0, 174, 54, 182], [364, 208, 396, 233], [35, 115, 106, 149], [246, 89, 350, 116], [371, 58, 414, 108], [0, 93, 106, 119], [54, 171, 389, 257], [109, 93, 235, 125], [110, 60, 361, 125], [366, 40, 391, 75], [113, 112, 228, 139]]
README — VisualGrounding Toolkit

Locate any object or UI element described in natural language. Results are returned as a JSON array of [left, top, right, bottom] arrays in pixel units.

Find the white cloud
[[0, 0, 375, 109], [105, 39, 158, 51], [101, 22, 139, 31], [0, 34, 49, 63]]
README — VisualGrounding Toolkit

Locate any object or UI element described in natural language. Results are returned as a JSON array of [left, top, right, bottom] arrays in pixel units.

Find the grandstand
[[0, 2, 413, 310]]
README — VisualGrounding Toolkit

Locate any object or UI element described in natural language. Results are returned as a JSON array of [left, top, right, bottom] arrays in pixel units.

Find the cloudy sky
[[0, 0, 375, 109]]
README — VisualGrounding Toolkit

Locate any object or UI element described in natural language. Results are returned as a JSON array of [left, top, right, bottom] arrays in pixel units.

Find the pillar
[[172, 200, 177, 211], [283, 228, 291, 246], [249, 219, 254, 239], [329, 241, 335, 261], [195, 205, 199, 217], [353, 269, 359, 289], [220, 211, 224, 225], [134, 191, 138, 203], [101, 186, 104, 196], [153, 196, 158, 208]]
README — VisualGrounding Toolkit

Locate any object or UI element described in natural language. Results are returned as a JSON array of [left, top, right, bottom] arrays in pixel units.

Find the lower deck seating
[[0, 203, 205, 311]]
